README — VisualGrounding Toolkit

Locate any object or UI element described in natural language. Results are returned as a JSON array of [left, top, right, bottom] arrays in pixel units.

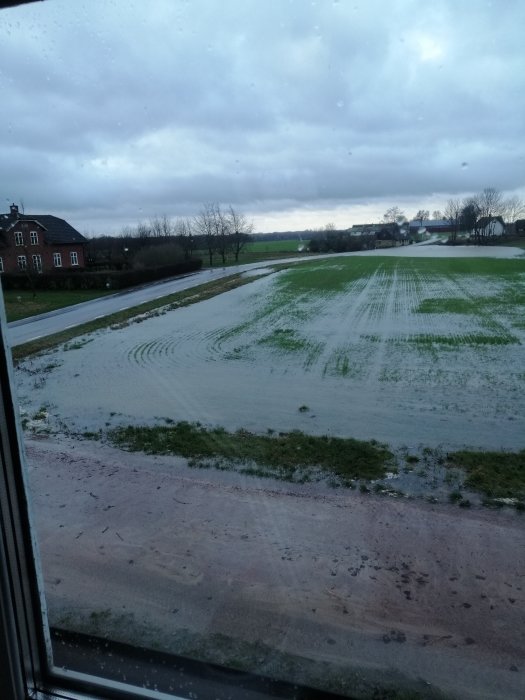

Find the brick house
[[0, 204, 87, 274]]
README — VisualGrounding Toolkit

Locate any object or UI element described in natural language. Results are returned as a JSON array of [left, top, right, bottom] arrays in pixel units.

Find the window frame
[[17, 255, 27, 271], [30, 231, 39, 246], [31, 254, 42, 272], [15, 231, 24, 246], [70, 251, 79, 266], [0, 257, 3, 273], [53, 252, 62, 268]]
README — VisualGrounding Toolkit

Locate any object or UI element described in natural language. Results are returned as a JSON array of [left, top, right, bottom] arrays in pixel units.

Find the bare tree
[[136, 221, 151, 239], [214, 204, 232, 266], [432, 210, 443, 220], [414, 209, 430, 227], [193, 203, 219, 266], [501, 195, 525, 223], [160, 214, 173, 237], [474, 187, 504, 241], [227, 206, 253, 262], [444, 198, 462, 242], [174, 218, 196, 260], [383, 206, 406, 224]]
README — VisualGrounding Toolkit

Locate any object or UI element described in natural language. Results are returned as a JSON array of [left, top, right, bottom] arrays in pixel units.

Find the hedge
[[0, 258, 203, 291]]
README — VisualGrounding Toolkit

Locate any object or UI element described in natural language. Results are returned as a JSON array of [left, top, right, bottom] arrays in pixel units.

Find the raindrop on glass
[[461, 162, 468, 168]]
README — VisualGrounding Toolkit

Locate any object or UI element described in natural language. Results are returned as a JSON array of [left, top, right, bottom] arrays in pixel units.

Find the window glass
[[0, 257, 3, 273], [31, 254, 42, 272], [2, 1, 525, 700]]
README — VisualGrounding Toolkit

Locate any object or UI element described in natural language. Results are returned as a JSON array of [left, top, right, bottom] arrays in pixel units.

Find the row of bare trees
[[88, 204, 253, 270], [444, 188, 525, 243], [192, 203, 253, 266]]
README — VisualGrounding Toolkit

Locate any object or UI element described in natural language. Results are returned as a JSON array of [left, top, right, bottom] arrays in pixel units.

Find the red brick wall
[[0, 221, 86, 273]]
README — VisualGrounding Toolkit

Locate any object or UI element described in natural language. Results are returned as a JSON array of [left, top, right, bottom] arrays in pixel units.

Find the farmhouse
[[0, 204, 87, 274], [477, 216, 505, 237]]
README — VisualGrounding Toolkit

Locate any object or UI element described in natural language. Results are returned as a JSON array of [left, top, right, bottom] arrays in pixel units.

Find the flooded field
[[16, 246, 525, 699], [17, 249, 525, 452]]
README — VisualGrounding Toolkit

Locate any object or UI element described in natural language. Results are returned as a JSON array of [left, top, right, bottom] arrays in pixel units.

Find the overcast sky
[[1, 0, 524, 235]]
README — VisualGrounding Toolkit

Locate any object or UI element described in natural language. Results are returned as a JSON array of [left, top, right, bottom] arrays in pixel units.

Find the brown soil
[[25, 436, 525, 699]]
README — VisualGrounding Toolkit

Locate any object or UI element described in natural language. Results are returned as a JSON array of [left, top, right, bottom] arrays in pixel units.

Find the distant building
[[348, 222, 409, 247], [0, 204, 87, 274], [476, 216, 505, 237], [408, 219, 454, 235]]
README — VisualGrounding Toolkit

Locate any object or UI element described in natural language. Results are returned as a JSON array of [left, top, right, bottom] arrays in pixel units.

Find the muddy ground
[[25, 435, 525, 700]]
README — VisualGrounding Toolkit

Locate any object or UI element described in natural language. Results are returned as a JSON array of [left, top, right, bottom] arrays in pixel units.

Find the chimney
[[10, 203, 19, 217]]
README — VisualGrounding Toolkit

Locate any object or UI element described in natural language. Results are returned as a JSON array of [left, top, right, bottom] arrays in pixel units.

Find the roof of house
[[0, 208, 87, 245], [408, 219, 448, 227], [477, 215, 505, 228]]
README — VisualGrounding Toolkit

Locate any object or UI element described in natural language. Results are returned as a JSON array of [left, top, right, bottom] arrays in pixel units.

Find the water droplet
[[347, 151, 353, 156], [336, 100, 344, 108], [461, 162, 468, 168]]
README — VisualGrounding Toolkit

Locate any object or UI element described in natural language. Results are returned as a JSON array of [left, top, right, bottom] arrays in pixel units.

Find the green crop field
[[246, 238, 306, 253]]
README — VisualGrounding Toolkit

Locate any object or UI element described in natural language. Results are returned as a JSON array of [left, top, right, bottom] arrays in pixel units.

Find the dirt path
[[25, 437, 525, 699]]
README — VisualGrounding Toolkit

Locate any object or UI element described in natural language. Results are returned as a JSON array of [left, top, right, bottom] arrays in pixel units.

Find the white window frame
[[70, 251, 79, 266], [31, 254, 42, 272], [14, 231, 23, 246], [53, 252, 62, 268], [30, 231, 39, 245], [17, 255, 27, 271]]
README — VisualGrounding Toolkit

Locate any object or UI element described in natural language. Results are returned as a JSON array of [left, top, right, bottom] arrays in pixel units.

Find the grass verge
[[3, 289, 114, 322], [11, 273, 268, 362], [109, 421, 393, 484], [446, 449, 525, 500]]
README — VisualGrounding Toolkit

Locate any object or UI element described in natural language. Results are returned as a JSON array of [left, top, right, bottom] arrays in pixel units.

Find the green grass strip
[[447, 449, 525, 499], [109, 422, 392, 482]]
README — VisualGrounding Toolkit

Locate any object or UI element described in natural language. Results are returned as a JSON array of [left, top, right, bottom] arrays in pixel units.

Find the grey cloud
[[0, 0, 524, 232]]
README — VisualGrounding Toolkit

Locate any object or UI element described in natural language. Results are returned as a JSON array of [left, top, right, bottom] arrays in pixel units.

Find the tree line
[[87, 203, 253, 270]]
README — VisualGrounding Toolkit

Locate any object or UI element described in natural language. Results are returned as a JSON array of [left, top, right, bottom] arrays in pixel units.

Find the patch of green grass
[[3, 289, 114, 322], [447, 449, 525, 499], [63, 338, 93, 351], [247, 239, 305, 253], [32, 406, 48, 421], [407, 333, 518, 347], [416, 297, 479, 314], [109, 422, 393, 483], [259, 328, 308, 352]]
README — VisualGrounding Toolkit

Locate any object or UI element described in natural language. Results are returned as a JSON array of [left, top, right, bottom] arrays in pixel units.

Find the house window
[[32, 254, 42, 272], [14, 231, 23, 246], [17, 255, 27, 270], [30, 231, 39, 245], [0, 257, 3, 273], [70, 251, 79, 266], [53, 252, 62, 267]]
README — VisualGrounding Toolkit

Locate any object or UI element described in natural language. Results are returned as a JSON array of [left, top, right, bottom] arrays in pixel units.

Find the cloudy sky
[[1, 0, 524, 235]]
